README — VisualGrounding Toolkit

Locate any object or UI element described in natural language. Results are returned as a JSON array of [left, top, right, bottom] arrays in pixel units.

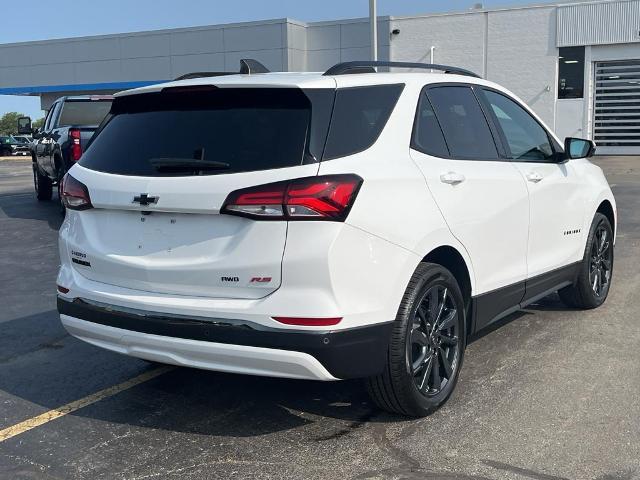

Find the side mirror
[[17, 116, 32, 135], [564, 137, 596, 159], [32, 128, 41, 139]]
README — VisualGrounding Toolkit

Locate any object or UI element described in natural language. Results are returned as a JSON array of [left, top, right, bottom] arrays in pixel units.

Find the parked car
[[20, 95, 113, 201], [0, 136, 30, 156], [13, 135, 33, 145], [56, 60, 616, 417]]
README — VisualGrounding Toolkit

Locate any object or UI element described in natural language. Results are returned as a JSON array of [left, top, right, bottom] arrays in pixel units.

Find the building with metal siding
[[555, 0, 640, 154], [0, 0, 639, 154]]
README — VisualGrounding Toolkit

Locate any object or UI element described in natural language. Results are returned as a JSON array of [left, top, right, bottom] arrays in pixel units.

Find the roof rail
[[174, 59, 271, 81], [174, 72, 234, 81], [323, 61, 481, 78]]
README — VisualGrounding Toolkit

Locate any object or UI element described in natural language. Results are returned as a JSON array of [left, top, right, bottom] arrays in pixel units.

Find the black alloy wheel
[[559, 213, 614, 309], [408, 285, 460, 396], [589, 222, 612, 298], [367, 263, 466, 417]]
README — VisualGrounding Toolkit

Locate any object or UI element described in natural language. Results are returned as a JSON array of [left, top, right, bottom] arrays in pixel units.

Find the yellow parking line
[[0, 365, 174, 443]]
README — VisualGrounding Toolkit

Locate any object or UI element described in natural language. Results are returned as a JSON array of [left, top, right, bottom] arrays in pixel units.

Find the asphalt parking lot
[[0, 156, 638, 480]]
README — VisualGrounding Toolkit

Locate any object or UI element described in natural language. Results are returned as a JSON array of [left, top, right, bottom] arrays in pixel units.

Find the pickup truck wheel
[[33, 166, 53, 201], [366, 263, 466, 417], [559, 213, 614, 309]]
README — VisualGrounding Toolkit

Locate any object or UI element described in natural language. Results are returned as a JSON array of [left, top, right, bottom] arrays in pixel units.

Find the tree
[[33, 117, 45, 130], [0, 112, 24, 136], [0, 112, 44, 135]]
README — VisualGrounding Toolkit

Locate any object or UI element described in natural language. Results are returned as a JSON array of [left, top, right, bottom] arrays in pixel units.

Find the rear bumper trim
[[61, 315, 337, 381], [57, 297, 393, 379]]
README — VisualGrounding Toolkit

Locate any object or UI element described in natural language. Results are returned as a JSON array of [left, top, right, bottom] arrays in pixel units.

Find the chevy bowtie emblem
[[132, 194, 159, 206]]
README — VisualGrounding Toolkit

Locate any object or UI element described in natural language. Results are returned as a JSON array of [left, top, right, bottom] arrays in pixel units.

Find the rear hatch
[[65, 86, 334, 299]]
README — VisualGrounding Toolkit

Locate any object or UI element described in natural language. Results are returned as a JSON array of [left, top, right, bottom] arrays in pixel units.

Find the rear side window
[[426, 86, 499, 160], [44, 102, 60, 131], [323, 84, 404, 160], [411, 93, 449, 157], [58, 100, 114, 127], [80, 88, 333, 177]]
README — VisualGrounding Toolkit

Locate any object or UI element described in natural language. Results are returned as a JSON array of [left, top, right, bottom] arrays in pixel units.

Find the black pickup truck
[[19, 95, 113, 201], [0, 136, 31, 157]]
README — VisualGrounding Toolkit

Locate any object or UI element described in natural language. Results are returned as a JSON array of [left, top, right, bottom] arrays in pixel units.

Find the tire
[[559, 213, 614, 309], [33, 165, 53, 201], [366, 263, 466, 417]]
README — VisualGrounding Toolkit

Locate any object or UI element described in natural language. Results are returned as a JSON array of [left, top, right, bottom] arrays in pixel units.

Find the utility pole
[[370, 0, 377, 61]]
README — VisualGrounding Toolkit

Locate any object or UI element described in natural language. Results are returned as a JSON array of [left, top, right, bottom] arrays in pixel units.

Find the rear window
[[58, 100, 113, 127], [80, 84, 403, 177], [80, 88, 333, 177], [323, 84, 404, 160]]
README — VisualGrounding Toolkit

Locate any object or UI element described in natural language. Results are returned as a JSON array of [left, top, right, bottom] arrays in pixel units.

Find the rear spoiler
[[174, 59, 270, 81]]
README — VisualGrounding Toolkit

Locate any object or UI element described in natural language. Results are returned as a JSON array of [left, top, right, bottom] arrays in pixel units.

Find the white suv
[[56, 60, 616, 417]]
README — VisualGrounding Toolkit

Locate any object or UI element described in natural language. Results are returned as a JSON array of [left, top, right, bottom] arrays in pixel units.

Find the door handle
[[440, 172, 466, 185], [526, 172, 544, 183]]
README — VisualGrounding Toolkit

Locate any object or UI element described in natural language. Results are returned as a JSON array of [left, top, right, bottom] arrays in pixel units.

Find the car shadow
[[0, 191, 63, 231], [0, 292, 582, 441], [522, 292, 575, 312], [0, 309, 404, 439]]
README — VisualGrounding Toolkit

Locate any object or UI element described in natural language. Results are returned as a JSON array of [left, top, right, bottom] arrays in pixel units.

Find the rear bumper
[[58, 296, 393, 380]]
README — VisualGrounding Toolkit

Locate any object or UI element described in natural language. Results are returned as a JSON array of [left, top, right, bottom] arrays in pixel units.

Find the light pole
[[370, 0, 377, 61]]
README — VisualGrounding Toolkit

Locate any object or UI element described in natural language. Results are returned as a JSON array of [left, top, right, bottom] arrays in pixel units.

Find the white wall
[[0, 19, 291, 91], [386, 7, 558, 130], [556, 99, 585, 139], [304, 19, 390, 72], [486, 7, 558, 129], [389, 13, 486, 76]]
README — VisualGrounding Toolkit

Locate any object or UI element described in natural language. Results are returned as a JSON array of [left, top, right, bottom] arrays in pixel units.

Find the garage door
[[594, 60, 640, 155]]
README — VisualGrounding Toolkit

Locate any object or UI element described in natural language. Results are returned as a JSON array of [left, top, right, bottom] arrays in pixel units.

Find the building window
[[558, 47, 585, 99]]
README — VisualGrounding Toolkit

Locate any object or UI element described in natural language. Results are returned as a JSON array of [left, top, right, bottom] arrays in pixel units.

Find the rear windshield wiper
[[150, 158, 231, 173]]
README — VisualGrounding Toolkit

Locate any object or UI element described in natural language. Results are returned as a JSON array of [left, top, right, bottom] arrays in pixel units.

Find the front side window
[[426, 86, 499, 160], [482, 90, 554, 162], [558, 47, 585, 99]]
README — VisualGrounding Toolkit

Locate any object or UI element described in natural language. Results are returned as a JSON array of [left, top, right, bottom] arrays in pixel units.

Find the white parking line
[[0, 366, 174, 443]]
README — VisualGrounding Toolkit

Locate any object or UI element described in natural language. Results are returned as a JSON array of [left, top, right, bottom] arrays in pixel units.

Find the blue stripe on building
[[0, 80, 169, 95]]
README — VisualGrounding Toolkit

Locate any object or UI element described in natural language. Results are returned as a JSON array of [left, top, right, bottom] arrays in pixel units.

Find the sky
[[0, 0, 545, 120]]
